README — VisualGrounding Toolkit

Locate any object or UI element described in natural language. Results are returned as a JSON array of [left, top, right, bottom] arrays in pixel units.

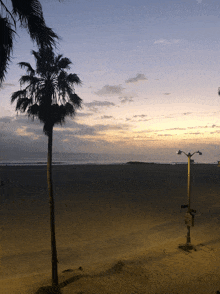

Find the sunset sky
[[1, 0, 220, 163]]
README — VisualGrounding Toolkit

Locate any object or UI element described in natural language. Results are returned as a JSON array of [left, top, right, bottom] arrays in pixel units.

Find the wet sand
[[0, 163, 220, 293]]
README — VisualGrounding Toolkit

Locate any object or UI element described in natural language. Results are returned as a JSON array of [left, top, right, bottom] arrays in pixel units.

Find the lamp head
[[177, 150, 182, 155], [198, 151, 202, 155]]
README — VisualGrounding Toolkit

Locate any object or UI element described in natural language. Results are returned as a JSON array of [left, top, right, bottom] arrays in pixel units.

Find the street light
[[177, 150, 202, 250]]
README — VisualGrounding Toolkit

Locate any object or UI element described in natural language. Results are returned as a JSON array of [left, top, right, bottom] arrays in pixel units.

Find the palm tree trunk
[[47, 127, 59, 287]]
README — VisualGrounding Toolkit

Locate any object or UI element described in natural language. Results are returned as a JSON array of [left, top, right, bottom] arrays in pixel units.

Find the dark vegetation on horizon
[[126, 161, 156, 165]]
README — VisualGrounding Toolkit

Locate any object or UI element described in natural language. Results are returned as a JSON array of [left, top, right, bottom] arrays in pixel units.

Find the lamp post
[[177, 150, 202, 250]]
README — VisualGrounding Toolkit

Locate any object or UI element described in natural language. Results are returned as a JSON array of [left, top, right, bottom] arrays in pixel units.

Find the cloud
[[94, 85, 124, 96], [101, 115, 113, 119], [0, 116, 12, 123], [125, 74, 147, 84], [184, 132, 201, 135], [196, 0, 202, 3], [154, 39, 181, 45], [71, 126, 96, 136], [183, 112, 192, 116], [84, 101, 115, 107], [164, 93, 171, 95], [16, 126, 41, 140], [76, 112, 94, 117], [126, 114, 150, 122], [119, 95, 134, 104], [133, 115, 148, 118], [0, 114, 133, 158], [167, 127, 187, 131], [84, 100, 115, 112], [0, 83, 15, 90], [66, 123, 129, 137], [157, 134, 173, 136], [54, 120, 130, 137], [210, 131, 220, 134], [186, 125, 219, 130]]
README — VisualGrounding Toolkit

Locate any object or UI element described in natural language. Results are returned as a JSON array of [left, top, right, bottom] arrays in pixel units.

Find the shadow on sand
[[35, 256, 220, 294], [34, 261, 126, 294]]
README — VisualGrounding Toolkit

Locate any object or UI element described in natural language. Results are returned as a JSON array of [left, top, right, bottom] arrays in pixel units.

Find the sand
[[0, 163, 220, 293]]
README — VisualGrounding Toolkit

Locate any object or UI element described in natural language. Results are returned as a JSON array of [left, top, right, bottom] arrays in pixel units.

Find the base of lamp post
[[178, 243, 196, 252]]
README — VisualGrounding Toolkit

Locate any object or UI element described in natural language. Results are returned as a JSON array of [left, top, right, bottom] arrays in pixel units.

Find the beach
[[0, 163, 220, 293]]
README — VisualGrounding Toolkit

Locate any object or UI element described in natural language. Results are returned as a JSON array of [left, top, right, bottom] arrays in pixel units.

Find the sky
[[1, 0, 220, 163]]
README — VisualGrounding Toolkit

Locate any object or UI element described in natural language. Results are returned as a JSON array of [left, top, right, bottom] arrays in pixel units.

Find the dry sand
[[0, 163, 220, 293]]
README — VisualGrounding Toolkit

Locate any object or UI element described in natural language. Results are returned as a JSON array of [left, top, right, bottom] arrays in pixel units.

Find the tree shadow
[[34, 261, 126, 293], [59, 273, 88, 288], [35, 248, 220, 293]]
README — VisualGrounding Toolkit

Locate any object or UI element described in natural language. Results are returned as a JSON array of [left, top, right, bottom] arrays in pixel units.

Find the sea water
[[0, 152, 213, 166]]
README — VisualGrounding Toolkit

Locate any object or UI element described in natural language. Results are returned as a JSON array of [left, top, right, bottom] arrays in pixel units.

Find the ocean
[[0, 152, 167, 166], [0, 152, 215, 166]]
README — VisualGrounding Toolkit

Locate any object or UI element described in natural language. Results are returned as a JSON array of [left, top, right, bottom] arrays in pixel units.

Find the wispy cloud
[[154, 39, 181, 45], [100, 115, 113, 119], [210, 130, 220, 134], [125, 74, 147, 84], [70, 123, 130, 136], [84, 100, 115, 112], [167, 127, 187, 131], [0, 116, 12, 123], [163, 93, 171, 95], [133, 114, 148, 118], [184, 132, 201, 135], [0, 83, 15, 90], [126, 114, 149, 122], [119, 95, 134, 104], [76, 112, 94, 117], [94, 85, 124, 96], [157, 134, 173, 136]]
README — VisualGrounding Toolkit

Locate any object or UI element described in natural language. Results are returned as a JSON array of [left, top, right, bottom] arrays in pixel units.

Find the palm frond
[[64, 102, 75, 116], [67, 73, 82, 85], [15, 97, 32, 112], [11, 0, 59, 48], [28, 16, 59, 49], [11, 89, 26, 103], [19, 75, 40, 86], [27, 103, 39, 117], [18, 62, 35, 75], [0, 16, 15, 84], [11, 0, 42, 23], [55, 54, 63, 65], [0, 1, 16, 27], [32, 48, 55, 75], [57, 57, 72, 70], [69, 93, 82, 108], [31, 49, 40, 61]]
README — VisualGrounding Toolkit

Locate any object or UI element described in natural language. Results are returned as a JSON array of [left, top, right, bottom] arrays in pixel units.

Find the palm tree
[[0, 0, 59, 85], [11, 48, 82, 289]]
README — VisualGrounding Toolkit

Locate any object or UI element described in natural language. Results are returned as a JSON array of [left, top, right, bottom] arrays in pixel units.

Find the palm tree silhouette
[[11, 48, 82, 289], [0, 0, 59, 85]]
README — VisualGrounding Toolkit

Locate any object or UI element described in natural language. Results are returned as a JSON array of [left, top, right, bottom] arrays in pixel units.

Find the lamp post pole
[[177, 150, 202, 249], [187, 153, 191, 244]]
